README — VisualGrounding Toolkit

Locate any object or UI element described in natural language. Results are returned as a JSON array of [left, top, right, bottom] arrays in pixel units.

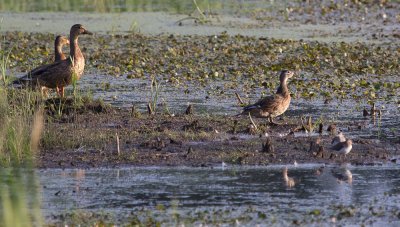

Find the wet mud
[[38, 103, 400, 168]]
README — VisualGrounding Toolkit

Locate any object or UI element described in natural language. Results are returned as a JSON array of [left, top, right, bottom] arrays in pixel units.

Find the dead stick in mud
[[147, 103, 154, 115], [235, 92, 245, 105], [248, 113, 258, 131], [116, 132, 120, 156]]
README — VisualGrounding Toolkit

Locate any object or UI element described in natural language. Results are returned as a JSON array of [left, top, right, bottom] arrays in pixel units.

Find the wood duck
[[13, 24, 92, 97], [240, 70, 294, 124]]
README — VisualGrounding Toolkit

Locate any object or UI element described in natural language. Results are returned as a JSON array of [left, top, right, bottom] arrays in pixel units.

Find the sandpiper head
[[55, 35, 70, 46], [280, 70, 294, 81], [70, 24, 93, 36], [345, 139, 353, 146], [283, 167, 288, 175]]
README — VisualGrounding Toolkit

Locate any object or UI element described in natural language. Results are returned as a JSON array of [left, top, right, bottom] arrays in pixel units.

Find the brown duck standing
[[26, 35, 70, 95], [240, 70, 294, 124], [14, 24, 92, 97]]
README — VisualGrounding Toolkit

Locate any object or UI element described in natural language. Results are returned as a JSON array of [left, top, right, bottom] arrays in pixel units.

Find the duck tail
[[10, 77, 31, 88], [243, 104, 258, 111]]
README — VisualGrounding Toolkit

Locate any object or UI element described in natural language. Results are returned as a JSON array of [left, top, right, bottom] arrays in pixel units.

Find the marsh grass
[[0, 82, 44, 227], [0, 33, 14, 86], [0, 26, 44, 226]]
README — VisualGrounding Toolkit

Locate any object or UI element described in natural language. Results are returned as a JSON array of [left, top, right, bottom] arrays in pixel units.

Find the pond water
[[78, 74, 400, 142], [0, 0, 280, 13], [40, 164, 400, 225]]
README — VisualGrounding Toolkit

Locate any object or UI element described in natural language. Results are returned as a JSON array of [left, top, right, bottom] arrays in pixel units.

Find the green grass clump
[[0, 28, 44, 227]]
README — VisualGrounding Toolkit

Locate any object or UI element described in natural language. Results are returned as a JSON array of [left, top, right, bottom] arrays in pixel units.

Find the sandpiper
[[239, 70, 294, 125], [330, 139, 353, 160], [331, 131, 346, 146], [283, 167, 295, 188], [331, 167, 352, 184]]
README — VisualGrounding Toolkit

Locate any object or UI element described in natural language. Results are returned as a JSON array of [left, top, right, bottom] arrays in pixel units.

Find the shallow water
[[77, 74, 400, 142], [39, 164, 400, 225], [0, 0, 279, 13]]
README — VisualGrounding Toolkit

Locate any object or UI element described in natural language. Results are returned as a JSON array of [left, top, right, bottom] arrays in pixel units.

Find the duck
[[13, 24, 92, 97], [331, 131, 346, 146], [22, 35, 70, 96], [240, 70, 294, 124], [330, 139, 353, 159], [54, 35, 70, 62]]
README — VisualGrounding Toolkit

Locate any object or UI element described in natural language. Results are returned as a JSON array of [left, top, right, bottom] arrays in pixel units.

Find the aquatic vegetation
[[4, 31, 399, 105]]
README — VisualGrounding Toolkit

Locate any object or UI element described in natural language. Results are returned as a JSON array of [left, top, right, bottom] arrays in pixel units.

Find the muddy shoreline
[[37, 103, 400, 169]]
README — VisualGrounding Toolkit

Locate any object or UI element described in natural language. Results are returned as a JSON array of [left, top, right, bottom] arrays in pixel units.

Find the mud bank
[[38, 103, 400, 168]]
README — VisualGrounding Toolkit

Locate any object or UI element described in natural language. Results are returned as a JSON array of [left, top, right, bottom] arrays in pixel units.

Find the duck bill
[[83, 30, 93, 35]]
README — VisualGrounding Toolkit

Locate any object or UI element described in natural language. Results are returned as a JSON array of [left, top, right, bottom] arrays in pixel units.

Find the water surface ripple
[[40, 165, 400, 225]]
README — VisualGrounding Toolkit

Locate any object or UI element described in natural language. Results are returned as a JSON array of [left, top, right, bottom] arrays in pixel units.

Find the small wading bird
[[283, 167, 295, 188], [331, 131, 346, 146], [331, 167, 353, 184], [13, 24, 92, 97], [330, 139, 353, 160], [239, 70, 294, 125]]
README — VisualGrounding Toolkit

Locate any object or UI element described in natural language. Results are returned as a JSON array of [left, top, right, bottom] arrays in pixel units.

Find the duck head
[[70, 24, 93, 37], [279, 70, 294, 82], [55, 35, 70, 46]]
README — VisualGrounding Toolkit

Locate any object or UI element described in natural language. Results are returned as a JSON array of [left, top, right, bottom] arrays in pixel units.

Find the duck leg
[[56, 87, 61, 97], [268, 116, 279, 126], [56, 86, 65, 97]]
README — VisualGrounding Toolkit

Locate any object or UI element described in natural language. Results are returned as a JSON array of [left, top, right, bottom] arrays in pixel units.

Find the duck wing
[[13, 61, 68, 88], [243, 95, 275, 111]]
